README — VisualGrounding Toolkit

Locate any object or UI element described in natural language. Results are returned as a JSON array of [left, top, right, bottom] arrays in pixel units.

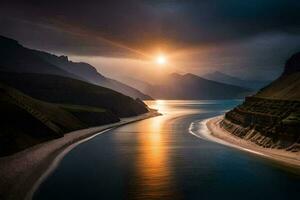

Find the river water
[[33, 100, 300, 200]]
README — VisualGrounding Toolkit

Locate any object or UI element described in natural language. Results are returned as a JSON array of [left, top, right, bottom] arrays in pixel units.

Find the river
[[33, 100, 300, 200]]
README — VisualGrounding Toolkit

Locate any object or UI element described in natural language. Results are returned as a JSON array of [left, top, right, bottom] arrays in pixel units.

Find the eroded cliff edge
[[220, 52, 300, 152]]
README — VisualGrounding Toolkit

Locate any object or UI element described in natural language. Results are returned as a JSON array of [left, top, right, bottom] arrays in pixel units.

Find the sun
[[155, 55, 167, 65]]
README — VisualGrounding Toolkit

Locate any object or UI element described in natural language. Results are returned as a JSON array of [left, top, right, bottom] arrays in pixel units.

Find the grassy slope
[[0, 72, 149, 117], [0, 83, 120, 156], [255, 72, 300, 100], [58, 104, 120, 127]]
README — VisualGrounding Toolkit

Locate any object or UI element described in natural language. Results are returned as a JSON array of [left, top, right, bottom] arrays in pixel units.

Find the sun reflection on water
[[128, 100, 177, 199], [147, 100, 168, 114]]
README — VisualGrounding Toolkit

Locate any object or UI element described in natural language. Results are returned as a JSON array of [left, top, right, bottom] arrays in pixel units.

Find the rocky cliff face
[[221, 52, 300, 152], [222, 97, 300, 151]]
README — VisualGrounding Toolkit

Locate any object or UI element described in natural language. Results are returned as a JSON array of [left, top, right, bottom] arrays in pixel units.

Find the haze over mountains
[[2, 34, 257, 101], [0, 36, 151, 100], [0, 36, 151, 156], [203, 71, 271, 90], [119, 76, 153, 94], [121, 73, 253, 100], [144, 73, 252, 100]]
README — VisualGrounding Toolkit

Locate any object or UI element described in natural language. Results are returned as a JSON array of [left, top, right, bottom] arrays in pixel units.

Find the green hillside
[[0, 72, 149, 117], [0, 83, 120, 156], [256, 72, 300, 100]]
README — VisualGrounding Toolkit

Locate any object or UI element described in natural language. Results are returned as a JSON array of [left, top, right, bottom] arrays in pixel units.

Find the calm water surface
[[34, 100, 300, 200]]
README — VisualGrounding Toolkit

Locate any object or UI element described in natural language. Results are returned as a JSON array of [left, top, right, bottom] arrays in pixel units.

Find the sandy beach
[[0, 110, 160, 200], [204, 116, 300, 170]]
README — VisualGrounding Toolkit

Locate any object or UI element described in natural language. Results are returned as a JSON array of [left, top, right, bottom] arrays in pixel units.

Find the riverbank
[[0, 110, 160, 200], [205, 116, 300, 170]]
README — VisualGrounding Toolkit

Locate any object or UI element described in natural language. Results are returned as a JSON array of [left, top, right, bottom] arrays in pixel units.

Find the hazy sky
[[1, 0, 300, 81]]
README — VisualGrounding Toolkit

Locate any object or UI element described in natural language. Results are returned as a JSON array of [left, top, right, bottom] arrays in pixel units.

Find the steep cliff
[[222, 52, 300, 152]]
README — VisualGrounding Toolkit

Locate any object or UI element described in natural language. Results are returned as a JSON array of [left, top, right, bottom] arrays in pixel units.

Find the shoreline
[[204, 115, 300, 171], [0, 110, 160, 200]]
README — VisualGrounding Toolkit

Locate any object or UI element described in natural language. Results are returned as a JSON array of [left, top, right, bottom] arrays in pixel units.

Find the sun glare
[[156, 55, 167, 65]]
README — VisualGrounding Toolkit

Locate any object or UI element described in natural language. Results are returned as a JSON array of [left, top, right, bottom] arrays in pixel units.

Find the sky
[[1, 0, 300, 82]]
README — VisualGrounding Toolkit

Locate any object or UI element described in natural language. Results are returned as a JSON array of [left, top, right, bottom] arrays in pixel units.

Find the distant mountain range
[[0, 36, 151, 100], [121, 72, 253, 100], [144, 73, 252, 100], [203, 71, 271, 90], [222, 52, 300, 151]]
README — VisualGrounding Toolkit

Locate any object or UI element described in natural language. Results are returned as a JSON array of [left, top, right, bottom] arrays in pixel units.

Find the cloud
[[1, 0, 300, 53], [0, 0, 300, 79]]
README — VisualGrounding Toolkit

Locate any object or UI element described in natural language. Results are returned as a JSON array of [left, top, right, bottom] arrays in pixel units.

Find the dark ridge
[[283, 52, 300, 75], [0, 35, 152, 100], [0, 72, 149, 117], [0, 35, 20, 48]]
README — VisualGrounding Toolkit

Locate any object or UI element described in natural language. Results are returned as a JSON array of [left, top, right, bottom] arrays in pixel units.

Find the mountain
[[145, 73, 252, 100], [34, 51, 152, 100], [0, 72, 148, 118], [0, 82, 120, 156], [0, 71, 149, 156], [118, 76, 153, 93], [0, 35, 151, 100], [0, 36, 151, 156], [0, 36, 80, 79], [203, 71, 271, 90], [255, 52, 300, 100], [222, 52, 300, 151]]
